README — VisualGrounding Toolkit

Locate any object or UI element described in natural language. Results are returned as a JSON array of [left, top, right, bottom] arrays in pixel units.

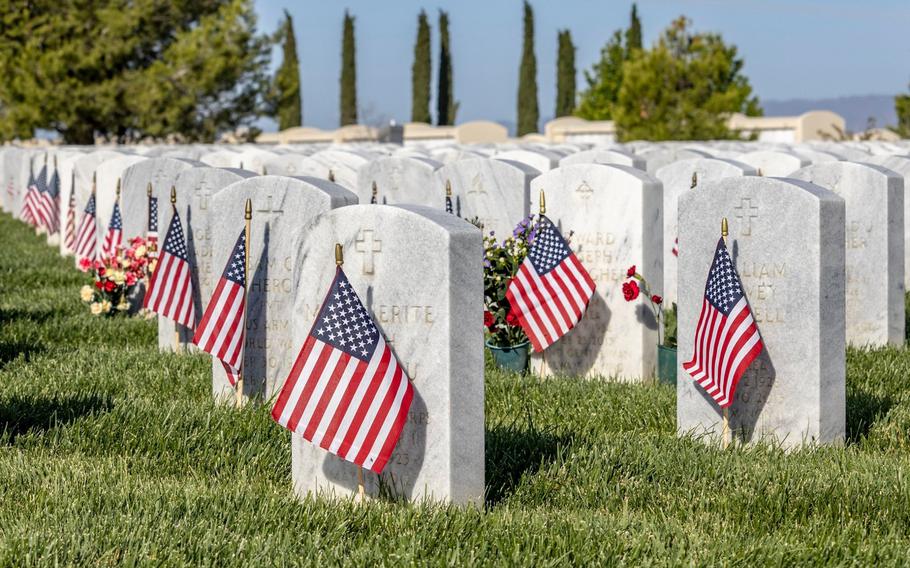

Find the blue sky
[[254, 0, 910, 130]]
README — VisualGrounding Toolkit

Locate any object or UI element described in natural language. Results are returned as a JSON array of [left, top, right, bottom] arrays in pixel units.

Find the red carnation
[[103, 281, 115, 293], [483, 311, 495, 328], [506, 310, 520, 327], [626, 265, 636, 278], [622, 280, 640, 302], [651, 294, 663, 305], [94, 281, 103, 290]]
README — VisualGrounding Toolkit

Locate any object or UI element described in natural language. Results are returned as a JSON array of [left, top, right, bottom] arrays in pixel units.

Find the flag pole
[[147, 183, 157, 260], [237, 198, 252, 408], [171, 186, 181, 351], [371, 181, 378, 204], [538, 190, 548, 376], [336, 242, 366, 499], [721, 217, 731, 449]]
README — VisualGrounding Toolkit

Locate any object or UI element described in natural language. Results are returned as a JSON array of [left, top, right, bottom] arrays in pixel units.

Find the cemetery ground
[[1, 212, 910, 566]]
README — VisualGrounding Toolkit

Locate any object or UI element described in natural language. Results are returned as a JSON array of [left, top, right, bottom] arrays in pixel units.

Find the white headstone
[[656, 158, 757, 305], [356, 156, 443, 206], [737, 150, 809, 177], [791, 161, 905, 346], [528, 163, 663, 380], [210, 175, 358, 400], [559, 148, 646, 170], [434, 158, 538, 238], [288, 204, 483, 505], [677, 176, 845, 447]]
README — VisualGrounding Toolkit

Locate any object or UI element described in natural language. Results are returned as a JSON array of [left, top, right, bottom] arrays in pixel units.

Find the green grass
[[2, 212, 910, 566]]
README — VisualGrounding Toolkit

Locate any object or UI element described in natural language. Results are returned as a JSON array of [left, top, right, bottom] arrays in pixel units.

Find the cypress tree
[[411, 10, 432, 123], [436, 10, 455, 125], [339, 10, 358, 126], [555, 30, 576, 117], [626, 3, 643, 53], [275, 10, 302, 130], [517, 1, 539, 136]]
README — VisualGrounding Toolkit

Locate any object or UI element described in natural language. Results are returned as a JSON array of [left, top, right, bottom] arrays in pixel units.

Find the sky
[[254, 0, 910, 131]]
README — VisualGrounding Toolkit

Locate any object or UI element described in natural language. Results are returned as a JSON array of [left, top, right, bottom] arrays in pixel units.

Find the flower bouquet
[[481, 216, 537, 371], [79, 237, 154, 316]]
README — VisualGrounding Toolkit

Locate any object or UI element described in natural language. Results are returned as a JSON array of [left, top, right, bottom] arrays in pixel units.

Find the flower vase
[[486, 341, 530, 373], [657, 345, 677, 386]]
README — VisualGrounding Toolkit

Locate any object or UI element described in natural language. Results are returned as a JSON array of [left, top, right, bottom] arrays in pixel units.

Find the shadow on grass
[[846, 389, 893, 444], [485, 423, 572, 506], [0, 307, 56, 326], [0, 393, 113, 444], [0, 341, 46, 370]]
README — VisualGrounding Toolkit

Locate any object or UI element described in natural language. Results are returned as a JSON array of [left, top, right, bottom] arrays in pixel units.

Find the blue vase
[[486, 341, 530, 373]]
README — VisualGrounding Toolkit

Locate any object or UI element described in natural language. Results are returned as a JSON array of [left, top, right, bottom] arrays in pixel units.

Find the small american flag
[[33, 163, 54, 231], [74, 194, 98, 262], [193, 231, 247, 385], [42, 166, 61, 235], [147, 193, 159, 255], [143, 211, 195, 328], [445, 193, 453, 214], [271, 268, 414, 474], [64, 183, 76, 251], [506, 215, 596, 352], [21, 168, 38, 226], [102, 201, 123, 258], [683, 238, 763, 408]]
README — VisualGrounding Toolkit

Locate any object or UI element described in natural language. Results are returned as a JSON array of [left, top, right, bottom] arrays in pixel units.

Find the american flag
[[40, 166, 61, 235], [102, 201, 123, 258], [193, 231, 247, 385], [683, 238, 764, 408], [147, 193, 159, 257], [143, 211, 195, 328], [506, 215, 596, 352], [21, 167, 38, 226], [74, 194, 98, 262], [445, 192, 453, 214], [271, 268, 414, 474], [32, 163, 54, 231], [64, 184, 76, 251]]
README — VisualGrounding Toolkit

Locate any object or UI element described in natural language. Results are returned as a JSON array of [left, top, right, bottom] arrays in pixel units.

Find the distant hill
[[761, 94, 898, 133]]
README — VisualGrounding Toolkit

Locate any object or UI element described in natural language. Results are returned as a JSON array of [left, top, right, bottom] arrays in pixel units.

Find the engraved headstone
[[356, 156, 442, 206], [156, 167, 258, 351], [288, 204, 483, 504], [528, 163, 663, 380], [434, 157, 538, 238], [114, 158, 204, 242], [494, 148, 561, 172], [262, 154, 325, 177], [791, 161, 904, 345], [655, 158, 757, 305], [737, 150, 809, 177], [677, 176, 845, 447], [559, 148, 646, 170], [865, 155, 910, 290], [210, 175, 357, 400], [95, 154, 148, 238]]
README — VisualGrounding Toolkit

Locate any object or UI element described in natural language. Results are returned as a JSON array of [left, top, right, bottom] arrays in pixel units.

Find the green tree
[[626, 3, 643, 53], [0, 0, 271, 143], [517, 1, 539, 136], [274, 10, 302, 130], [555, 30, 576, 117], [411, 10, 432, 123], [893, 83, 910, 138], [340, 10, 358, 126], [614, 17, 761, 141], [436, 10, 457, 125], [575, 30, 626, 120]]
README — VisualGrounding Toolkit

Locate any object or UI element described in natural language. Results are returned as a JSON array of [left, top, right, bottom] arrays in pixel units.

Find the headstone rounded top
[[655, 157, 757, 181]]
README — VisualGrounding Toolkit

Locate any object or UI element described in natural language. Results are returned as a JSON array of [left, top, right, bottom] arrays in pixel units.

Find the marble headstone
[[528, 163, 663, 380], [737, 150, 809, 177], [289, 204, 483, 505], [114, 158, 204, 242], [356, 156, 443, 206], [210, 175, 357, 400], [655, 158, 757, 305], [94, 154, 148, 239], [434, 158, 538, 238], [791, 162, 904, 346], [156, 167, 258, 351], [677, 176, 845, 448], [559, 148, 646, 170], [864, 155, 910, 290]]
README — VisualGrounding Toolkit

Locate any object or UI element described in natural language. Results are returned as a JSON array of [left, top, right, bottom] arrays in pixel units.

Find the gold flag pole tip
[[244, 199, 252, 220], [170, 186, 176, 205], [335, 244, 344, 267], [539, 190, 546, 215], [721, 217, 729, 239]]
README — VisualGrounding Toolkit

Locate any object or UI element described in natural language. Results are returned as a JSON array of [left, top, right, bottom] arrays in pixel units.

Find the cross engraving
[[734, 197, 759, 237], [197, 179, 214, 211], [256, 193, 284, 216], [468, 173, 486, 195], [575, 181, 593, 199], [355, 229, 382, 275]]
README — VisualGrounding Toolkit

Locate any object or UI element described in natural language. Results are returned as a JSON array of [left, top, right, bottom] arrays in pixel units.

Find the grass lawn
[[1, 211, 910, 566]]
